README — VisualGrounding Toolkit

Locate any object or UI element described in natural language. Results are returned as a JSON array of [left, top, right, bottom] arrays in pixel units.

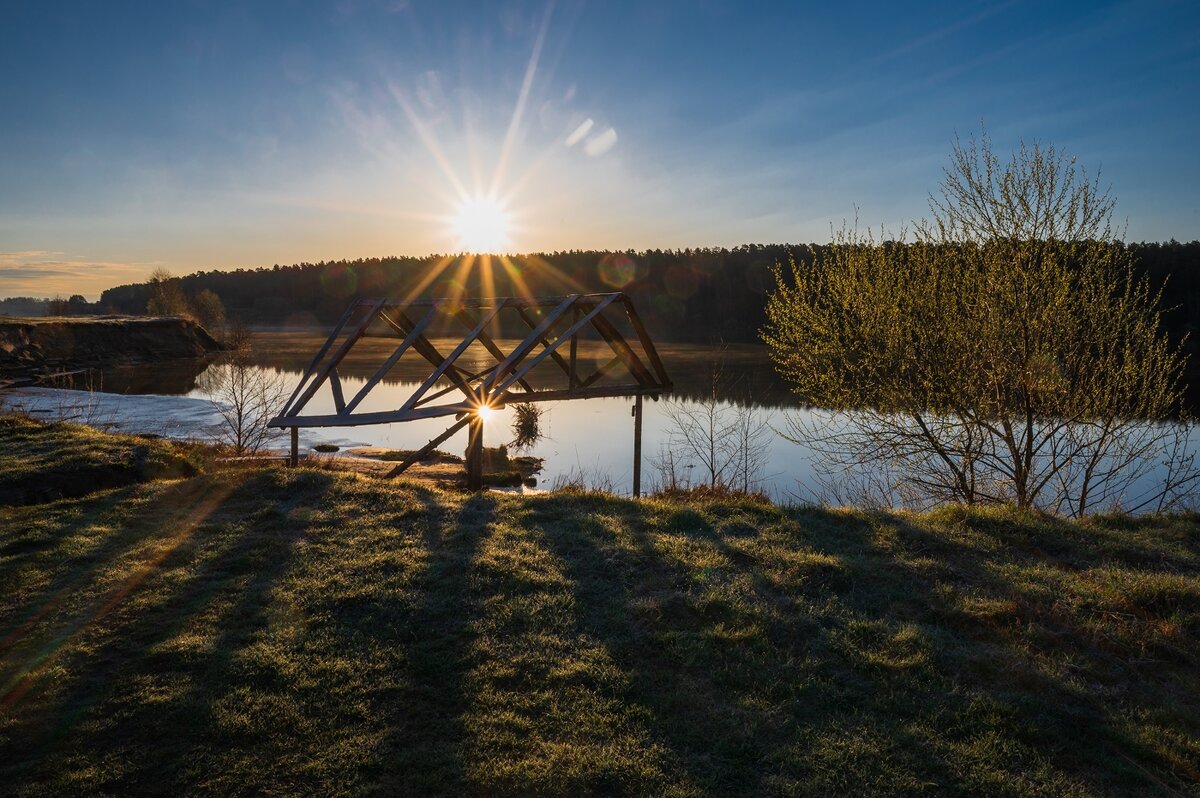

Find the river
[[2, 330, 1195, 510]]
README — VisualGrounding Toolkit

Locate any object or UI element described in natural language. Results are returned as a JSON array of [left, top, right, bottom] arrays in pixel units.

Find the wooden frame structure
[[268, 293, 671, 493]]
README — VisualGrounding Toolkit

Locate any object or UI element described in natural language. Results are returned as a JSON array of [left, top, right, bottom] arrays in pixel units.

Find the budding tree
[[763, 130, 1196, 515]]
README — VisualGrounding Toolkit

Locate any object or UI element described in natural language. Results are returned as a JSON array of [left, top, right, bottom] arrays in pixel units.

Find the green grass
[[0, 415, 200, 505], [1, 424, 1198, 794]]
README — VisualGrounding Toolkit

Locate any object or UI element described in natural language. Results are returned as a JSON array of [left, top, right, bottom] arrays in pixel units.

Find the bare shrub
[[653, 356, 772, 493], [207, 342, 287, 456]]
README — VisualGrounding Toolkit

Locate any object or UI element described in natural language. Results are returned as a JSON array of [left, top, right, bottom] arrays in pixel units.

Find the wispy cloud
[[0, 251, 155, 300]]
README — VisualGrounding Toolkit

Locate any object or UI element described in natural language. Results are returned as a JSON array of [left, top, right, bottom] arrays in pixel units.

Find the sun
[[451, 196, 511, 253]]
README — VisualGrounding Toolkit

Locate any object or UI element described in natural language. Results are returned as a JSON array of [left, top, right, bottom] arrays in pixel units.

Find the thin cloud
[[0, 252, 156, 300]]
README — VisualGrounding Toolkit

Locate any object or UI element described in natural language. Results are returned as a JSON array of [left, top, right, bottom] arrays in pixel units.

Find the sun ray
[[395, 254, 457, 308], [490, 0, 555, 197], [498, 255, 535, 302], [389, 82, 471, 202]]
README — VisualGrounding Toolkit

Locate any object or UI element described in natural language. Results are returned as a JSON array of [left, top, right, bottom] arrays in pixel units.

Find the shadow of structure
[[1, 476, 1197, 795]]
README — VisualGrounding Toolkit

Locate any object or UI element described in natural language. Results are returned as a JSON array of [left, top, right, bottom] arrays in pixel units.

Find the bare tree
[[653, 356, 772, 493], [206, 336, 287, 455]]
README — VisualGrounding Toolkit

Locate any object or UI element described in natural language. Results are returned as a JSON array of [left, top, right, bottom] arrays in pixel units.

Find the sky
[[1, 0, 1198, 299]]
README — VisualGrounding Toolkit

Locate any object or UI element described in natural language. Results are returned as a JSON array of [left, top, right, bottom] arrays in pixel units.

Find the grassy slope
[[0, 444, 1198, 794], [0, 416, 199, 505]]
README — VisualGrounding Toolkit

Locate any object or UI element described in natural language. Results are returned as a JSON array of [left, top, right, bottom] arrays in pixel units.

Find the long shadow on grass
[[0, 470, 329, 792], [788, 505, 1200, 793], [522, 492, 805, 794], [370, 490, 494, 794]]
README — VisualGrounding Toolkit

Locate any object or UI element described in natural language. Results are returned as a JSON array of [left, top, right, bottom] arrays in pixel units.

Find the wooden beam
[[395, 302, 508, 416], [385, 308, 474, 396], [384, 415, 471, 478], [270, 402, 474, 428], [330, 368, 346, 413], [284, 297, 387, 418], [588, 312, 659, 388], [491, 293, 619, 396], [621, 295, 672, 386], [495, 383, 661, 404], [466, 414, 484, 491], [455, 308, 535, 393], [633, 394, 643, 498], [514, 305, 572, 378], [279, 303, 356, 416], [569, 306, 579, 390], [480, 295, 578, 394], [342, 304, 438, 414]]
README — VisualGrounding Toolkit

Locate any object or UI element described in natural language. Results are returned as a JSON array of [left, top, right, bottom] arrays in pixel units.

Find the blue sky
[[1, 0, 1198, 297]]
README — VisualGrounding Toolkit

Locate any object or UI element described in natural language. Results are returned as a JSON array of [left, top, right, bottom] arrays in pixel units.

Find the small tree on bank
[[205, 333, 286, 456], [146, 268, 192, 318], [763, 131, 1196, 514]]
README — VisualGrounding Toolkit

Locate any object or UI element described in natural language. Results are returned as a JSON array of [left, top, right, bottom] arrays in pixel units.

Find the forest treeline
[[9, 241, 1197, 359], [94, 240, 1196, 343]]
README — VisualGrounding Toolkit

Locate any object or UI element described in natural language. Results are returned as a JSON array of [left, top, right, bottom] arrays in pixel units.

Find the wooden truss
[[269, 293, 672, 492]]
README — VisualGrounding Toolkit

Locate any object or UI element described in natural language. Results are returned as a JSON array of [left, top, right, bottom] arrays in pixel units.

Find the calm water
[[4, 330, 1195, 509], [3, 332, 818, 500]]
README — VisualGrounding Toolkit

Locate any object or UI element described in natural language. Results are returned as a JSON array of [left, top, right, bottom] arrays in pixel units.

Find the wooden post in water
[[290, 427, 299, 467], [466, 414, 484, 491], [632, 395, 643, 498]]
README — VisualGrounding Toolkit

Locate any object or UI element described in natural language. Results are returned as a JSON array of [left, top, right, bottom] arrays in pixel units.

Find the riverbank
[[0, 316, 223, 387], [1, 417, 1198, 794]]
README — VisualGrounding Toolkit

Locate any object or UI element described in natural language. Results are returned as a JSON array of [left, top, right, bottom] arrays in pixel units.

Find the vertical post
[[568, 305, 579, 392], [632, 394, 643, 498], [290, 427, 299, 467], [466, 414, 484, 491]]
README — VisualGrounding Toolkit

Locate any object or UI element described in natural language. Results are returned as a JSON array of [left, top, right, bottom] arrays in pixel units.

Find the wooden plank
[[330, 369, 346, 414], [479, 295, 579, 394], [395, 302, 508, 416], [271, 402, 473, 428], [514, 305, 572, 377], [384, 415, 471, 478], [466, 415, 484, 491], [589, 312, 659, 388], [413, 365, 494, 408], [633, 394, 643, 497], [621, 295, 672, 386], [390, 308, 476, 396], [494, 383, 660, 404], [284, 298, 387, 417], [569, 306, 579, 390], [279, 303, 356, 416], [455, 309, 535, 393], [491, 294, 619, 396], [342, 304, 438, 414]]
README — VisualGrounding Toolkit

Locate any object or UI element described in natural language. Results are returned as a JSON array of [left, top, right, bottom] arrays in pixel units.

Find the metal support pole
[[466, 415, 484, 491], [290, 427, 299, 467], [632, 395, 643, 498]]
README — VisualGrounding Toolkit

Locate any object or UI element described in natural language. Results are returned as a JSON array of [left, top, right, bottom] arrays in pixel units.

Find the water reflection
[[21, 332, 1195, 509]]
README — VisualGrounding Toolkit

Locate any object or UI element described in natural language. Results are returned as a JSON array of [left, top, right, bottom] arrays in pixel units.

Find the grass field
[[1, 419, 1198, 795]]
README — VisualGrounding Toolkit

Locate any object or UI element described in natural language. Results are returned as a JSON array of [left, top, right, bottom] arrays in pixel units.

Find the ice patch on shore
[[0, 387, 369, 452]]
